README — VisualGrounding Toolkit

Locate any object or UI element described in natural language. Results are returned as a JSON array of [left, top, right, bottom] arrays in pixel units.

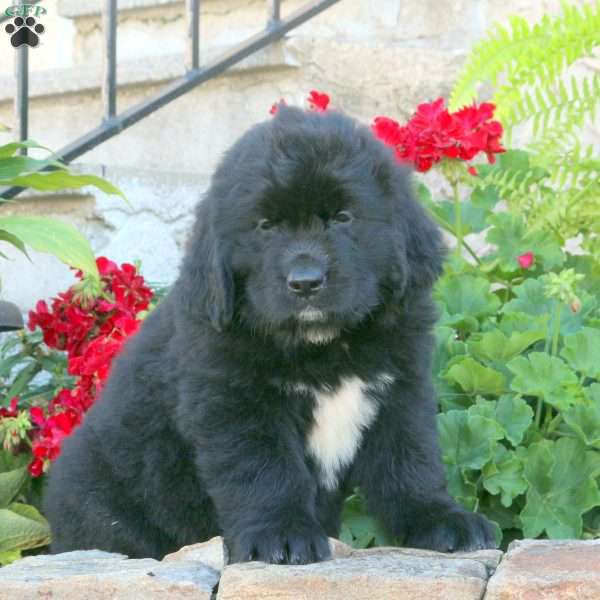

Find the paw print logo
[[5, 16, 44, 48]]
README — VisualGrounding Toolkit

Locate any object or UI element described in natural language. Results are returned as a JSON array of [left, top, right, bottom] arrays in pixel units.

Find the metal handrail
[[1, 0, 341, 200]]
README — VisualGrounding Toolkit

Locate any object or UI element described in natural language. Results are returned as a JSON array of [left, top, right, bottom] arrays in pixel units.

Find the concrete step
[[58, 0, 292, 65], [0, 40, 299, 104]]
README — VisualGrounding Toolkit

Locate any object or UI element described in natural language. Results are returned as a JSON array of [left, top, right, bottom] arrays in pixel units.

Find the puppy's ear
[[390, 169, 446, 296], [176, 206, 234, 331]]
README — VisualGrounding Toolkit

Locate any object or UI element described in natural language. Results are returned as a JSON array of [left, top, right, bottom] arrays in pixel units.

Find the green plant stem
[[461, 239, 482, 265], [545, 414, 562, 435], [452, 181, 463, 258], [551, 302, 563, 356], [535, 396, 544, 430], [427, 212, 482, 265]]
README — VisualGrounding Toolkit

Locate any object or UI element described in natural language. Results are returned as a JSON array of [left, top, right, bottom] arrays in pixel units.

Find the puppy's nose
[[287, 265, 325, 297]]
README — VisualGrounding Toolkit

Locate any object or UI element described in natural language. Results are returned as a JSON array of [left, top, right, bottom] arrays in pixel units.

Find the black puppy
[[44, 106, 496, 563]]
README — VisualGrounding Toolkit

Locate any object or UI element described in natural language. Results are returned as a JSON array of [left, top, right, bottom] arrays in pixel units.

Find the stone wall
[[0, 0, 592, 309], [1, 537, 599, 599]]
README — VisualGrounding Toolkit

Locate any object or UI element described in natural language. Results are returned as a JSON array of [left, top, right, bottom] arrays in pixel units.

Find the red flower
[[26, 256, 153, 476], [372, 98, 505, 172], [467, 166, 479, 176], [0, 397, 19, 418], [372, 117, 403, 147], [518, 252, 535, 269], [307, 90, 330, 112], [28, 458, 44, 477]]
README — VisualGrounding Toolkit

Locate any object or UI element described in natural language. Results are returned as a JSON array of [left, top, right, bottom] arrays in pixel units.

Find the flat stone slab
[[217, 546, 500, 600], [485, 539, 600, 600], [0, 549, 219, 600], [0, 536, 504, 600]]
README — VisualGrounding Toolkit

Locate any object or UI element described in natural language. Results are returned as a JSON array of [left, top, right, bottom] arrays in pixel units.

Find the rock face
[[485, 539, 600, 600], [0, 548, 219, 600], [217, 547, 498, 600], [1, 537, 599, 599]]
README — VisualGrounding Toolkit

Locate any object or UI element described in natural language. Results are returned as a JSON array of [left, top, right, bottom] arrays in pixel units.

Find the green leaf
[[0, 156, 64, 180], [483, 446, 528, 507], [426, 199, 491, 236], [0, 466, 28, 509], [0, 353, 26, 379], [503, 278, 596, 336], [508, 352, 578, 410], [495, 394, 534, 446], [438, 410, 504, 471], [446, 357, 507, 395], [435, 275, 501, 323], [467, 328, 545, 362], [445, 464, 478, 510], [0, 229, 29, 258], [0, 215, 99, 279], [4, 362, 40, 400], [340, 493, 394, 548], [0, 549, 21, 565], [563, 389, 600, 448], [561, 328, 600, 379], [520, 438, 600, 538], [0, 503, 51, 552], [485, 212, 564, 272], [0, 140, 52, 159], [432, 326, 466, 377], [1, 172, 124, 198], [498, 311, 549, 336], [480, 494, 521, 531], [467, 397, 496, 420]]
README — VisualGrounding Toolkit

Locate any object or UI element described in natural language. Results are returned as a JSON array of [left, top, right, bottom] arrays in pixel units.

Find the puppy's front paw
[[405, 508, 497, 552], [228, 520, 331, 565]]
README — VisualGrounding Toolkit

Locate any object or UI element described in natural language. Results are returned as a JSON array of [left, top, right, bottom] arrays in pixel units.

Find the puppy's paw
[[228, 520, 331, 565], [405, 508, 497, 552]]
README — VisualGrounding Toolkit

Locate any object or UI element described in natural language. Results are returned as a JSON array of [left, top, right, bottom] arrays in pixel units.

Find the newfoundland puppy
[[44, 106, 496, 563]]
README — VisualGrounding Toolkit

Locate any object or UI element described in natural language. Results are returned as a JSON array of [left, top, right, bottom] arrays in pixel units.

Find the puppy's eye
[[332, 210, 353, 224], [258, 218, 275, 231]]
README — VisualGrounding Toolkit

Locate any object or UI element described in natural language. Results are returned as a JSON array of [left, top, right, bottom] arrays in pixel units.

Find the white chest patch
[[305, 374, 394, 490]]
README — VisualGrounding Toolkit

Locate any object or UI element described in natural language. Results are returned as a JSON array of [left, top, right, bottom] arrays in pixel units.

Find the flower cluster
[[25, 257, 153, 476], [372, 98, 505, 172]]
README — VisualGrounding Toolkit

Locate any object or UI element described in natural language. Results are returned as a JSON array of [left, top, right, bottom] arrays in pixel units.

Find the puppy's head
[[177, 106, 445, 342]]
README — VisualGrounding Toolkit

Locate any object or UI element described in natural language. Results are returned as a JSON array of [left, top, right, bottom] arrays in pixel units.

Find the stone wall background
[[0, 0, 592, 309]]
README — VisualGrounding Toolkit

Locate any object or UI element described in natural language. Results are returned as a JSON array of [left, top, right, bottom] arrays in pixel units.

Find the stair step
[[0, 41, 299, 104], [58, 0, 182, 19]]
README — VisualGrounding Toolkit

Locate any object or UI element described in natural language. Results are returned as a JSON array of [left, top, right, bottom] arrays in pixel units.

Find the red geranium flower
[[372, 98, 505, 173], [307, 90, 330, 112], [25, 256, 154, 476]]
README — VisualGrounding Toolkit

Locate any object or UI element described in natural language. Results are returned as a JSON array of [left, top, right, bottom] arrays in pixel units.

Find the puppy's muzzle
[[287, 264, 326, 298]]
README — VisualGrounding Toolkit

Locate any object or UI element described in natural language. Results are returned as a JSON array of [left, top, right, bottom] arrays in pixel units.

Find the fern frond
[[499, 74, 600, 137], [450, 1, 600, 110], [477, 166, 548, 206]]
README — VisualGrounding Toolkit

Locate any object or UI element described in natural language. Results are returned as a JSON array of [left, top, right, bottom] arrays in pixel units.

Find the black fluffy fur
[[44, 107, 496, 563]]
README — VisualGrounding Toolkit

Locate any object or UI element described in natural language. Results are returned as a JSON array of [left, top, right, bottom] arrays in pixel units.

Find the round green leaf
[[446, 357, 507, 396], [561, 328, 600, 379], [520, 438, 600, 539], [438, 410, 504, 471], [508, 352, 578, 410], [495, 394, 534, 446], [483, 446, 527, 507]]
